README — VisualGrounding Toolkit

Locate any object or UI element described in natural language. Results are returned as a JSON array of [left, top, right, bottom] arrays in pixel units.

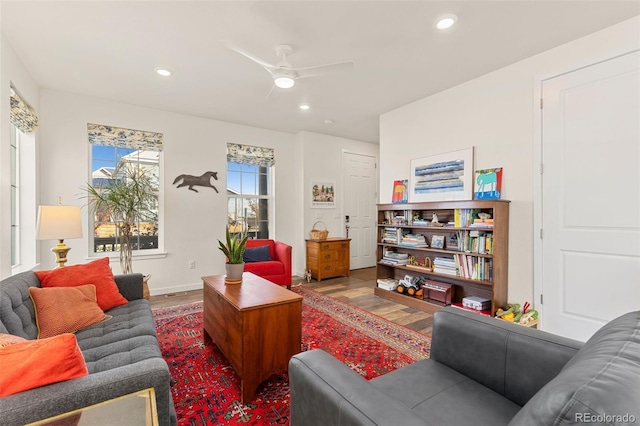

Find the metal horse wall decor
[[173, 171, 219, 193]]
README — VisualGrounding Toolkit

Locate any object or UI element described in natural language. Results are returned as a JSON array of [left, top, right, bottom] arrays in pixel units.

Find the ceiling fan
[[223, 41, 355, 89]]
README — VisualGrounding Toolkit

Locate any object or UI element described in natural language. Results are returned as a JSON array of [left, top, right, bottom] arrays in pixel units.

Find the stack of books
[[376, 278, 399, 291], [399, 234, 428, 247], [379, 251, 409, 266], [470, 218, 494, 228], [381, 227, 402, 244], [433, 257, 457, 276]]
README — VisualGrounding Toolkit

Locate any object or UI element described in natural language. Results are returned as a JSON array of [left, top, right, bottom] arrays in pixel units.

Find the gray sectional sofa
[[0, 271, 177, 426], [290, 306, 640, 426]]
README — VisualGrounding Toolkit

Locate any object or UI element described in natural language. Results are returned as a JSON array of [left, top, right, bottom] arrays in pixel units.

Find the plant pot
[[225, 263, 245, 280]]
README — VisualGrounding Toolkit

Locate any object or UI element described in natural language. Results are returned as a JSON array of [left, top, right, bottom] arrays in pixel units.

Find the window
[[88, 123, 163, 254], [10, 125, 20, 267], [9, 86, 38, 273], [226, 143, 275, 239]]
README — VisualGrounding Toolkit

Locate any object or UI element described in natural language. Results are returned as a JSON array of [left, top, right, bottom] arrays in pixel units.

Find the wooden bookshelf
[[376, 200, 509, 315]]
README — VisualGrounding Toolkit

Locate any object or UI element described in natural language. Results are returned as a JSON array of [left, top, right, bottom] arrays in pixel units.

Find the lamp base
[[51, 240, 71, 268]]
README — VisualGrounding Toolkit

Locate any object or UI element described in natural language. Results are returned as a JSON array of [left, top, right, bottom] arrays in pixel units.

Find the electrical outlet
[[188, 260, 196, 269]]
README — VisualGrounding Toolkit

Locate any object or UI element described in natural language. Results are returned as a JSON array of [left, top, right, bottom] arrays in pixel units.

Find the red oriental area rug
[[153, 285, 431, 425]]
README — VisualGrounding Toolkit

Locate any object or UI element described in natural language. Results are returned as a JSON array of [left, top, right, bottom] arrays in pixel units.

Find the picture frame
[[311, 180, 336, 208], [474, 167, 503, 200], [409, 148, 474, 202], [391, 179, 408, 204], [431, 235, 445, 249]]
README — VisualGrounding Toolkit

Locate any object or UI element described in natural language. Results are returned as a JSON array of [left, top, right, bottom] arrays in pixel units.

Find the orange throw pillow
[[35, 257, 128, 311], [0, 333, 88, 397], [29, 285, 110, 339]]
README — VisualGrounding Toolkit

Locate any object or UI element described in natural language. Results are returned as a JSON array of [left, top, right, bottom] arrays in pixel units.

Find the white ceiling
[[2, 1, 639, 144]]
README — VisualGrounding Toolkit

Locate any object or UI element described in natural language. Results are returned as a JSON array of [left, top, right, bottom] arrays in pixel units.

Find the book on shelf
[[398, 233, 428, 248], [455, 230, 493, 254], [377, 278, 399, 291], [454, 253, 493, 281], [433, 256, 457, 276], [381, 227, 403, 244]]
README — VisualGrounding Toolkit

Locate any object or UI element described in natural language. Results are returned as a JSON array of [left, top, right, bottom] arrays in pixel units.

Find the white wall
[[38, 89, 299, 295], [380, 16, 640, 305], [0, 34, 40, 279], [297, 131, 379, 275], [35, 91, 374, 294]]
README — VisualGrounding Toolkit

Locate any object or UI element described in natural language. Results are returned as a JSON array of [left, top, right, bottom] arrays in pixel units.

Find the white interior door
[[343, 152, 377, 270], [540, 51, 640, 341]]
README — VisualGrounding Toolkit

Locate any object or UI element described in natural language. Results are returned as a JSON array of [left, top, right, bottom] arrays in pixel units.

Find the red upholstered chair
[[243, 239, 292, 288]]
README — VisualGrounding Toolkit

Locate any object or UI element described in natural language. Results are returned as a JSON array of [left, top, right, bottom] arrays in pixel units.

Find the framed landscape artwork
[[311, 180, 336, 208], [409, 148, 474, 202]]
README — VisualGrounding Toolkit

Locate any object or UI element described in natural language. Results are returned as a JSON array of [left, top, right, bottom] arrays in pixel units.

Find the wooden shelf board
[[374, 287, 442, 314]]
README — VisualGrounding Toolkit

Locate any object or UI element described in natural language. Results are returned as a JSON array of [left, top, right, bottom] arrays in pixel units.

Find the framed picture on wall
[[311, 180, 336, 208], [409, 148, 474, 202]]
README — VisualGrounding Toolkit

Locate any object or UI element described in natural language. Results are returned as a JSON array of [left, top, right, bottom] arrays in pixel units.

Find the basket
[[310, 221, 329, 240]]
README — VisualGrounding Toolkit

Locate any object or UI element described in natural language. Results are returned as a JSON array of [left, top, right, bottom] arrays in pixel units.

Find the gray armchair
[[289, 306, 640, 426]]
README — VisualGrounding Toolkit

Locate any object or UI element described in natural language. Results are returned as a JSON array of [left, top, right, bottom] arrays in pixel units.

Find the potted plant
[[83, 164, 158, 274], [217, 225, 248, 280]]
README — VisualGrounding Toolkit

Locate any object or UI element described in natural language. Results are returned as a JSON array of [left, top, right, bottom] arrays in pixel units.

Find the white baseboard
[[150, 282, 203, 297]]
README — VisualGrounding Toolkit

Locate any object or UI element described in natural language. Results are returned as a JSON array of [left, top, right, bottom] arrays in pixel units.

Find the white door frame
[[532, 49, 640, 327]]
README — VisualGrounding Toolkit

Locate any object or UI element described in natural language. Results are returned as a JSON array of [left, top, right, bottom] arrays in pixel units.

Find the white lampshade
[[37, 205, 83, 240]]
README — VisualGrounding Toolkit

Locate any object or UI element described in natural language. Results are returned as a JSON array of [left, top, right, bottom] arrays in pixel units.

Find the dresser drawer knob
[[324, 265, 331, 270], [322, 244, 330, 250]]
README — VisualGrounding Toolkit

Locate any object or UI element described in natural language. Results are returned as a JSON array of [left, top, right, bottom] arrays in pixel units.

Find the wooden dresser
[[306, 237, 351, 281]]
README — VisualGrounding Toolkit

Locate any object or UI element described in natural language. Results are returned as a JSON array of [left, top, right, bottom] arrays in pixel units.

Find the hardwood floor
[[149, 267, 433, 335]]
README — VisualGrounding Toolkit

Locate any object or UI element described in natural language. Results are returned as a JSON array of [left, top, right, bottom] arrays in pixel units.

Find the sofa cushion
[[35, 257, 128, 311], [509, 311, 640, 425], [0, 333, 88, 397], [244, 260, 285, 277], [372, 359, 521, 425], [243, 245, 272, 262], [76, 300, 157, 349], [0, 271, 41, 339], [29, 285, 110, 339]]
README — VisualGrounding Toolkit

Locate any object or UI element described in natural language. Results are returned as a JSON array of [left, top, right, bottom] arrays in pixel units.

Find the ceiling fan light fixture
[[435, 13, 458, 30], [274, 74, 295, 89]]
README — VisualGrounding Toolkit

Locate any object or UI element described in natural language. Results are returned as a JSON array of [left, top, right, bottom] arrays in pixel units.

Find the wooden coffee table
[[202, 272, 302, 403]]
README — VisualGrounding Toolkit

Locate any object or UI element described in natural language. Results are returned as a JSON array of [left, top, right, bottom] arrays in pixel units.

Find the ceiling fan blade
[[295, 61, 355, 79], [221, 40, 276, 71]]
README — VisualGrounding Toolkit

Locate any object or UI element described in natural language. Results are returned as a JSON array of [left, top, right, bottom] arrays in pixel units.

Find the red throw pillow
[[0, 333, 88, 397], [35, 257, 128, 311], [29, 285, 110, 339]]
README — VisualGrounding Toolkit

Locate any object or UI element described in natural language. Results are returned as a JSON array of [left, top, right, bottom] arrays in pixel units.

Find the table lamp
[[37, 201, 83, 267]]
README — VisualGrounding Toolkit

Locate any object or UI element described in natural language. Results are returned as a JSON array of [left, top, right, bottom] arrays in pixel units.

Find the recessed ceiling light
[[299, 103, 310, 110], [155, 68, 172, 77], [324, 119, 334, 125], [435, 13, 458, 30]]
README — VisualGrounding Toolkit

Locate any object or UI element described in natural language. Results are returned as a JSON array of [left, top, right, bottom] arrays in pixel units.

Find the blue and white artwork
[[409, 148, 474, 202]]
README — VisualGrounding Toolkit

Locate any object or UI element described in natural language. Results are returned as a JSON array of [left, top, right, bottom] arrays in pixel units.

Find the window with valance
[[226, 143, 274, 239], [10, 87, 39, 134], [88, 123, 164, 254]]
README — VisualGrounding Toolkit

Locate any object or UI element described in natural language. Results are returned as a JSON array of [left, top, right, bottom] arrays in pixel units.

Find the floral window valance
[[227, 143, 275, 167], [10, 88, 39, 133], [87, 123, 164, 151]]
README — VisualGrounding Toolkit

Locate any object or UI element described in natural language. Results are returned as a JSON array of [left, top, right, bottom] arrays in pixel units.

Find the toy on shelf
[[396, 275, 423, 298]]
